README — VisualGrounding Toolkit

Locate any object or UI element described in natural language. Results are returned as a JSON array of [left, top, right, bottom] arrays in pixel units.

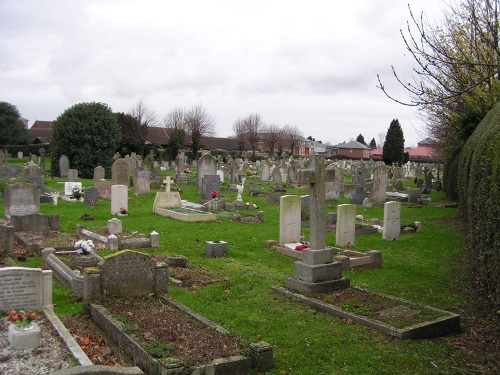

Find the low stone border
[[42, 248, 103, 298], [271, 285, 460, 339], [52, 366, 144, 375], [77, 225, 159, 250], [89, 302, 262, 375], [154, 207, 217, 222]]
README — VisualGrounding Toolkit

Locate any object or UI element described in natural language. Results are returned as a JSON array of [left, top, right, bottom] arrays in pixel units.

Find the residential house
[[333, 141, 371, 159]]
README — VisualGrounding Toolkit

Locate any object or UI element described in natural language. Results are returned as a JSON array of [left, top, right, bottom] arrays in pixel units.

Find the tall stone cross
[[298, 155, 335, 250]]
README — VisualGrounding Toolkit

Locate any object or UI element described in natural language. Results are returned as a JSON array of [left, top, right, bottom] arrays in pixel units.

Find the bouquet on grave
[[74, 239, 95, 255], [8, 308, 38, 328], [72, 186, 83, 199], [210, 190, 219, 198]]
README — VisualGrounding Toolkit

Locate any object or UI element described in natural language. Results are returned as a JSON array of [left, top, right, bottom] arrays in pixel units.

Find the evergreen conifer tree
[[382, 119, 405, 165]]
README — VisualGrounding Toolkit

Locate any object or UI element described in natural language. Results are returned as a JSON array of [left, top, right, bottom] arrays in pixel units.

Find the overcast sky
[[0, 0, 445, 147]]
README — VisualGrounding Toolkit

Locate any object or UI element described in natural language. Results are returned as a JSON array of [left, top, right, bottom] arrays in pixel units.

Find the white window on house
[[349, 149, 353, 153]]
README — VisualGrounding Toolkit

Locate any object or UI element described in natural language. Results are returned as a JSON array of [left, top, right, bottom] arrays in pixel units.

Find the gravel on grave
[[0, 314, 76, 375]]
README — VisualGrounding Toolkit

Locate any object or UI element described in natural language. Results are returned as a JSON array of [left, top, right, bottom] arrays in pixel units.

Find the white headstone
[[64, 182, 82, 196], [335, 204, 356, 247], [279, 195, 302, 246], [153, 191, 182, 210], [111, 185, 128, 215], [383, 201, 401, 241], [0, 267, 52, 310]]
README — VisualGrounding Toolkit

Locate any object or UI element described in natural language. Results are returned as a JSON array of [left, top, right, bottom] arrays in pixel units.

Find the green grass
[[0, 166, 487, 374]]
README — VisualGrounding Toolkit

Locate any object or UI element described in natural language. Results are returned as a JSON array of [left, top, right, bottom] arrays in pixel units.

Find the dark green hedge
[[458, 102, 500, 311]]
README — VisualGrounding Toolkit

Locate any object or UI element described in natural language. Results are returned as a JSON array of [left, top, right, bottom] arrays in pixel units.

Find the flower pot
[[76, 254, 98, 269], [8, 322, 41, 350]]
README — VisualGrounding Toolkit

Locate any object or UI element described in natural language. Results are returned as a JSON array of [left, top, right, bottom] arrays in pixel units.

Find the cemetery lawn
[[1, 168, 499, 374]]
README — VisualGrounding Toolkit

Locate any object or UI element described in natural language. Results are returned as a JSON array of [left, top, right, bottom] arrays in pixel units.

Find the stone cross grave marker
[[383, 201, 401, 241], [111, 184, 128, 215], [4, 183, 40, 220], [335, 204, 356, 247], [0, 267, 53, 311], [298, 155, 335, 250], [279, 195, 301, 247], [163, 176, 172, 192]]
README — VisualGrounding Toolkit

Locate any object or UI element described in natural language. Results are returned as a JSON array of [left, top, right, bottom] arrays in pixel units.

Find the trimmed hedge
[[458, 102, 500, 311], [5, 143, 51, 157]]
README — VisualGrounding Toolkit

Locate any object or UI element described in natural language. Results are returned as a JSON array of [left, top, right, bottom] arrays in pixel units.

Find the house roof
[[31, 120, 54, 129], [29, 128, 53, 143], [146, 127, 170, 144], [335, 141, 370, 150]]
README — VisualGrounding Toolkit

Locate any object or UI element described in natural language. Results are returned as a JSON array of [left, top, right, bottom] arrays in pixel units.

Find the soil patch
[[99, 296, 243, 365], [307, 287, 444, 329]]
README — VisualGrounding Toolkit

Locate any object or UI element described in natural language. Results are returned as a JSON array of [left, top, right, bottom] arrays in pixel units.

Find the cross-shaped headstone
[[298, 155, 335, 250], [163, 176, 172, 192]]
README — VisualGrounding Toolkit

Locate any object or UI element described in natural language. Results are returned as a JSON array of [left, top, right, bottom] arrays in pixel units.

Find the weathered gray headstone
[[4, 183, 40, 220], [107, 218, 122, 235], [112, 158, 131, 186], [372, 164, 389, 205], [133, 175, 150, 195], [93, 166, 105, 180], [83, 186, 99, 206], [407, 188, 422, 203], [59, 155, 69, 178], [260, 163, 270, 181], [325, 163, 343, 200], [197, 154, 217, 194], [94, 181, 114, 197]]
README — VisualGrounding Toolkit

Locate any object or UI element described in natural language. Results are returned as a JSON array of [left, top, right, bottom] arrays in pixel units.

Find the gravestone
[[260, 163, 270, 181], [39, 148, 46, 172], [110, 185, 128, 215], [285, 155, 350, 293], [325, 163, 343, 200], [279, 195, 301, 247], [4, 183, 40, 220], [271, 168, 282, 183], [350, 161, 369, 204], [201, 175, 220, 200], [97, 250, 168, 298], [407, 188, 422, 203], [83, 186, 99, 206], [0, 267, 53, 310], [93, 166, 105, 180], [107, 218, 122, 235], [133, 175, 150, 195], [153, 191, 182, 210], [94, 181, 114, 197], [336, 204, 356, 247], [216, 169, 224, 182], [58, 155, 69, 178], [383, 201, 401, 241], [197, 153, 217, 194], [0, 150, 5, 176], [67, 169, 78, 182], [64, 182, 82, 196], [372, 164, 389, 204], [112, 158, 131, 186]]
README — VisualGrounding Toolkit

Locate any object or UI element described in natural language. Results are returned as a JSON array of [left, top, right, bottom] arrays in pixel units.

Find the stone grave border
[[271, 285, 460, 340], [41, 248, 103, 298], [77, 225, 159, 250], [154, 206, 217, 222], [89, 294, 273, 374], [266, 243, 382, 270]]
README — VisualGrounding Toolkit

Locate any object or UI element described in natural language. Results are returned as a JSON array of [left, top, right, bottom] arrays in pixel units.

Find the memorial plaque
[[0, 267, 52, 311], [153, 191, 181, 209], [83, 186, 99, 206]]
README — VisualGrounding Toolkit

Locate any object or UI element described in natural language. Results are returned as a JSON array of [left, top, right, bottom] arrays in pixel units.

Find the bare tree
[[241, 113, 264, 161], [377, 1, 500, 159], [262, 123, 282, 158], [162, 107, 187, 160], [129, 99, 157, 128], [185, 104, 215, 159], [283, 124, 303, 155], [232, 118, 247, 157]]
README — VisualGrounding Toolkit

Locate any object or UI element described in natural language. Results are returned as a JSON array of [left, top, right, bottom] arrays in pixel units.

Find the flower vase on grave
[[76, 254, 97, 270]]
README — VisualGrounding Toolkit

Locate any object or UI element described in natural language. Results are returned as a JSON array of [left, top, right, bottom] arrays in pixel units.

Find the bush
[[50, 102, 121, 178], [458, 102, 500, 311], [5, 144, 51, 157]]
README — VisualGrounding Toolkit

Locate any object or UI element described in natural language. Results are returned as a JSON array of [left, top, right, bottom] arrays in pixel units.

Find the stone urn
[[76, 254, 98, 270]]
